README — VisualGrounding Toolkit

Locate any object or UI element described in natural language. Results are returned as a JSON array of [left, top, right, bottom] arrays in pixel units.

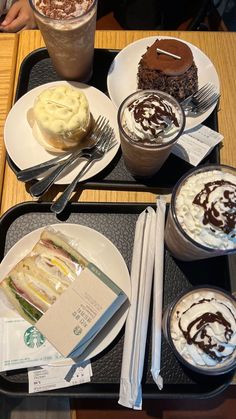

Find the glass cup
[[30, 0, 97, 81], [117, 90, 185, 178], [162, 286, 236, 375], [165, 164, 236, 261]]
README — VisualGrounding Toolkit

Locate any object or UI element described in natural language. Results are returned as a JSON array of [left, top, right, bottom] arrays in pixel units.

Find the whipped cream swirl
[[171, 290, 236, 367], [123, 93, 179, 144], [176, 170, 236, 250]]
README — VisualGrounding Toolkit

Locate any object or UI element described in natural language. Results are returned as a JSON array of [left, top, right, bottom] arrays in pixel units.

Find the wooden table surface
[[1, 30, 236, 216], [0, 34, 18, 206]]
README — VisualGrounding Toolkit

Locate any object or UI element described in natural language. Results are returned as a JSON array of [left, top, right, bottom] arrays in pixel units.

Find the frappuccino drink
[[30, 0, 97, 81], [165, 165, 236, 261], [163, 287, 236, 374], [117, 90, 185, 177]]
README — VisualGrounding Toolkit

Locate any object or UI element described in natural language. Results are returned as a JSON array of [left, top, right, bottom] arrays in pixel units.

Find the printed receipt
[[172, 124, 223, 166], [28, 362, 92, 393]]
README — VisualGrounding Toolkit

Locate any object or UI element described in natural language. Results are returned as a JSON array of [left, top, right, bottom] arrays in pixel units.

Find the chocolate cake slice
[[137, 39, 198, 102]]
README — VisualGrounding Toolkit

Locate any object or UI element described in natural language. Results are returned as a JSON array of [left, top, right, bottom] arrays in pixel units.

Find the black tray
[[0, 201, 235, 398], [7, 47, 220, 193]]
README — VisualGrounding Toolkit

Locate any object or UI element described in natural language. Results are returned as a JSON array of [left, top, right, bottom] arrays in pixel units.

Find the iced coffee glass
[[117, 90, 185, 178], [30, 0, 97, 81], [165, 164, 236, 261]]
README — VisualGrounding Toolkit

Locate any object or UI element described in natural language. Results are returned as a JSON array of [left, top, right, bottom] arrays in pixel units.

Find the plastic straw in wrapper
[[118, 206, 156, 410], [151, 197, 166, 389]]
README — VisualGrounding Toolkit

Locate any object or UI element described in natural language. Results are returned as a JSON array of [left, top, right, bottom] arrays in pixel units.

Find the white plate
[[0, 224, 130, 361], [4, 81, 120, 185], [107, 36, 220, 131]]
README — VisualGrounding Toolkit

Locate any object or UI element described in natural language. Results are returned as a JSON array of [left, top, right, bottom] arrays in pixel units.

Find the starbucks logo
[[73, 326, 82, 336], [24, 326, 45, 348]]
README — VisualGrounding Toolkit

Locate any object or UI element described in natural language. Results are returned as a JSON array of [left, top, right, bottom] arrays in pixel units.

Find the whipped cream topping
[[176, 169, 236, 250], [123, 93, 180, 145], [170, 290, 236, 368], [35, 0, 94, 19]]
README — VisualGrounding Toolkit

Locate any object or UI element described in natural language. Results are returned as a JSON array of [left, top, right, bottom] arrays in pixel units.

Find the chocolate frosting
[[141, 39, 194, 76]]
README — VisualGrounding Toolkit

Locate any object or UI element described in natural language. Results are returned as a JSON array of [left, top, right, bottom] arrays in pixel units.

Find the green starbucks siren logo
[[73, 326, 82, 336], [24, 326, 45, 348]]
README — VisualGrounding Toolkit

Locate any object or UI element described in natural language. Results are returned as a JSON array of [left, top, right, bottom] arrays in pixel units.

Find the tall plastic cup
[[30, 0, 97, 81], [165, 164, 236, 261], [117, 90, 185, 178]]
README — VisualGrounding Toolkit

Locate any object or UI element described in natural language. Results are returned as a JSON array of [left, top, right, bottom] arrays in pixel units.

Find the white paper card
[[0, 318, 65, 372], [28, 362, 92, 393], [172, 124, 223, 166], [36, 266, 126, 358]]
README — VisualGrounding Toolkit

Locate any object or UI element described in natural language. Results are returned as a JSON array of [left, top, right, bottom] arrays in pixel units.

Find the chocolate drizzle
[[193, 179, 236, 234], [128, 93, 179, 137], [178, 298, 235, 362]]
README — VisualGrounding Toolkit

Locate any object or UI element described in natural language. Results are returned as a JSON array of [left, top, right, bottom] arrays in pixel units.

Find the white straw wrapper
[[118, 206, 156, 410], [151, 197, 166, 389]]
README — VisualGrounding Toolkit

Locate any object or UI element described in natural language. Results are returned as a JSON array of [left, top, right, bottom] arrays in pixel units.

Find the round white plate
[[0, 224, 130, 361], [107, 36, 220, 131], [4, 81, 120, 184]]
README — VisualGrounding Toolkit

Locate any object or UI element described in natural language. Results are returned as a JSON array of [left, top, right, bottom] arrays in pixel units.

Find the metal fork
[[17, 116, 107, 182], [181, 83, 220, 115], [50, 132, 117, 214], [29, 117, 111, 198]]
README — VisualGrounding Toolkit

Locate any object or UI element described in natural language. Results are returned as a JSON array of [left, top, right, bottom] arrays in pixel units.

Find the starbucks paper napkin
[[0, 317, 64, 372], [118, 205, 156, 410]]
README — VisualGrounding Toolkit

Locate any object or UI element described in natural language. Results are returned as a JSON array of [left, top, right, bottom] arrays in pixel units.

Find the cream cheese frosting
[[33, 85, 91, 152]]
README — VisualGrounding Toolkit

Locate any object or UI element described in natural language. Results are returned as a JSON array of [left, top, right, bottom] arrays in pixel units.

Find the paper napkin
[[118, 206, 156, 410], [0, 317, 64, 372], [172, 124, 223, 166]]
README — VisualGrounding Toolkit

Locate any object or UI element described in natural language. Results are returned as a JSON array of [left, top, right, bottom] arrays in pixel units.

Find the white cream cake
[[33, 85, 92, 152]]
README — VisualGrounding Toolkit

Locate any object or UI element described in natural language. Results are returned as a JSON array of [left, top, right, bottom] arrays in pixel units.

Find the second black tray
[[7, 47, 220, 193], [0, 201, 234, 398]]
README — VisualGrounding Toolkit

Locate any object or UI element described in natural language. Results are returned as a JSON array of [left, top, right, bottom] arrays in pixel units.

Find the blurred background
[[96, 0, 236, 31]]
